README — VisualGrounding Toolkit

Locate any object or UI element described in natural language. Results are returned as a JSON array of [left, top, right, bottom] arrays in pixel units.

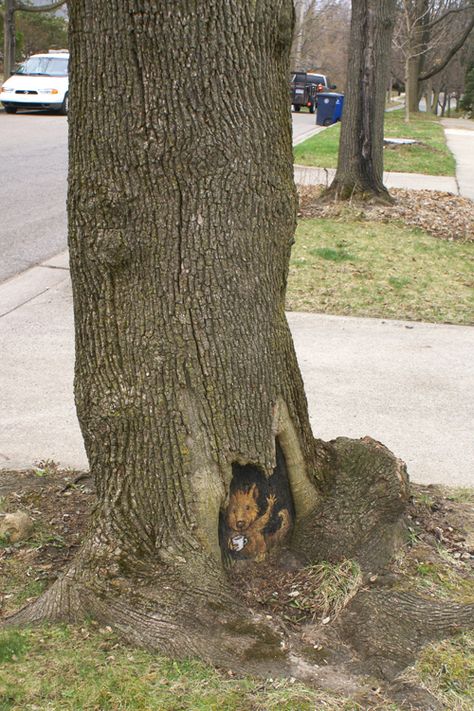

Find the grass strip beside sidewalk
[[286, 218, 473, 325], [294, 111, 456, 176]]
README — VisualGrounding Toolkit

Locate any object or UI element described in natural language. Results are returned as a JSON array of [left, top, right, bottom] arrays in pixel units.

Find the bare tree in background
[[424, 41, 473, 115], [392, 0, 474, 116], [291, 0, 351, 88]]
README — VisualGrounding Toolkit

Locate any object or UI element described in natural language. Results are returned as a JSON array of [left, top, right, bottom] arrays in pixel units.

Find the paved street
[[291, 110, 325, 144], [0, 112, 68, 283]]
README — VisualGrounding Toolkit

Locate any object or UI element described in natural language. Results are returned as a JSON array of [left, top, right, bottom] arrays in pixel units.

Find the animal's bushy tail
[[269, 508, 291, 545]]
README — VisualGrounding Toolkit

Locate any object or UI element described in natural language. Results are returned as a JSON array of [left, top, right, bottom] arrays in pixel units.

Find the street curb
[[0, 250, 69, 319], [292, 123, 328, 146]]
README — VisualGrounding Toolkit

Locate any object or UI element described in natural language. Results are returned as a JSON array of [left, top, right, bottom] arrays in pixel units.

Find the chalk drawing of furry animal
[[226, 483, 290, 561]]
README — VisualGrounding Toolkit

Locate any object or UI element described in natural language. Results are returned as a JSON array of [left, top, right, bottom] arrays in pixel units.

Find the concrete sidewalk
[[442, 118, 474, 200], [294, 164, 459, 193], [1, 254, 473, 487]]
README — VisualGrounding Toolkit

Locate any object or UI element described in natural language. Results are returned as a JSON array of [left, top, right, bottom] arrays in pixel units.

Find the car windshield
[[15, 56, 68, 77], [291, 73, 307, 83], [307, 75, 326, 85]]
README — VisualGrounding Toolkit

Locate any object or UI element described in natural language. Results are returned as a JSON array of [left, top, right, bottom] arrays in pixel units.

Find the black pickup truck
[[290, 71, 333, 113]]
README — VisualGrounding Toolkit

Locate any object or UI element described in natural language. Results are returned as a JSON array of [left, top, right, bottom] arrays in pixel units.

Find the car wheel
[[309, 104, 315, 114], [59, 93, 68, 115], [293, 104, 300, 112], [4, 106, 17, 114]]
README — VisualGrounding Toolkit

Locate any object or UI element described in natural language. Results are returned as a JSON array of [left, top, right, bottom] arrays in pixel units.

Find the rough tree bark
[[325, 0, 397, 202], [8, 0, 471, 676], [10, 0, 327, 666]]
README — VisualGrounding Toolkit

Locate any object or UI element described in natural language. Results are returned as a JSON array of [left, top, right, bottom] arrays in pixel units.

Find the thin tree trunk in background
[[386, 73, 392, 105], [405, 55, 411, 123], [422, 81, 431, 114], [3, 0, 16, 79], [293, 0, 306, 68], [326, 0, 397, 201], [2, 0, 68, 79], [407, 55, 421, 112], [406, 0, 430, 113]]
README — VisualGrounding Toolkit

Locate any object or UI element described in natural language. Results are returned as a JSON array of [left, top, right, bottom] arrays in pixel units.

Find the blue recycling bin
[[316, 92, 344, 126]]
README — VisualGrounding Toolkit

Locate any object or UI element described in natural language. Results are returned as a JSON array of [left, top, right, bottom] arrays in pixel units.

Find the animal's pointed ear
[[249, 483, 258, 500]]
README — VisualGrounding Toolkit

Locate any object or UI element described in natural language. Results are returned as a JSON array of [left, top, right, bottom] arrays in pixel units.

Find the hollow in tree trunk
[[325, 0, 396, 202]]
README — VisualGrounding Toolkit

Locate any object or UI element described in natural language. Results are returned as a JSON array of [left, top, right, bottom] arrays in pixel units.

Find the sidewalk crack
[[39, 265, 70, 272], [0, 287, 52, 320]]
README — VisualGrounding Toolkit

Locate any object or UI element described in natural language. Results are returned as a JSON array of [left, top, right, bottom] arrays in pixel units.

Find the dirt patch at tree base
[[1, 466, 473, 709], [298, 185, 474, 243]]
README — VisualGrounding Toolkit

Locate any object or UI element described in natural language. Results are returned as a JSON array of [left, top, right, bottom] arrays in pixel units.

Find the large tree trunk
[[325, 0, 396, 202], [7, 0, 413, 670]]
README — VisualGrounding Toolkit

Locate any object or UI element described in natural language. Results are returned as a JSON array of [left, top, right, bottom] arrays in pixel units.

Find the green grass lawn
[[286, 218, 473, 325], [1, 625, 473, 710], [294, 111, 456, 176], [0, 625, 379, 711]]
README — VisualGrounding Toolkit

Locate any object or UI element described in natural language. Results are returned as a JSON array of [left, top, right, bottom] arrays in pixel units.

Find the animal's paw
[[267, 494, 277, 508]]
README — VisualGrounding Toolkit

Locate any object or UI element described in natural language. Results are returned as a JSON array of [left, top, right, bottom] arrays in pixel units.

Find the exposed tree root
[[337, 589, 474, 680], [293, 436, 410, 572], [322, 180, 395, 205], [6, 552, 291, 675]]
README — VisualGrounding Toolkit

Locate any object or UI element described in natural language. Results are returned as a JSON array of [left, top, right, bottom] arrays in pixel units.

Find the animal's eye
[[246, 505, 250, 510]]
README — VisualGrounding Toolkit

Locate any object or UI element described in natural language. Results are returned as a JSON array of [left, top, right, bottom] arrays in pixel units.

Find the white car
[[0, 50, 69, 115]]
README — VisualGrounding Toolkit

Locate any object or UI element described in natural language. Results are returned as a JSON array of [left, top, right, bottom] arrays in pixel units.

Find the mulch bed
[[0, 466, 93, 618]]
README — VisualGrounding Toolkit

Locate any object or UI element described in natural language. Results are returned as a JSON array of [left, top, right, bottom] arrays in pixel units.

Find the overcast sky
[[29, 0, 68, 17]]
